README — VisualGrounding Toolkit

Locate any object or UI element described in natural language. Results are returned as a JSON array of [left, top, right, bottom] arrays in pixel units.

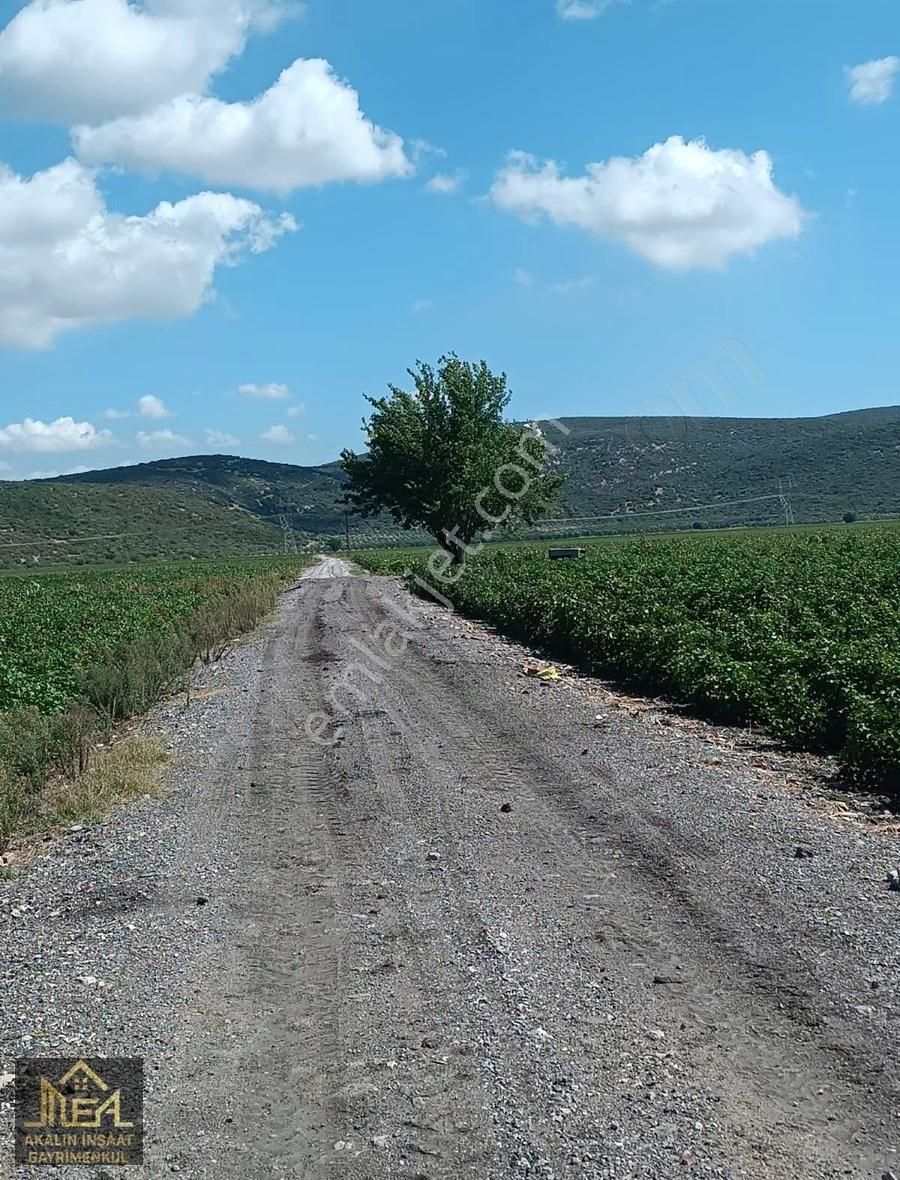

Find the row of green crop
[[0, 557, 308, 838], [361, 529, 900, 793], [0, 557, 308, 712]]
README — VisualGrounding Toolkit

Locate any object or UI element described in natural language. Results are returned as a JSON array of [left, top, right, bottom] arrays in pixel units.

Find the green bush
[[0, 707, 55, 788], [0, 557, 307, 841], [361, 529, 900, 795]]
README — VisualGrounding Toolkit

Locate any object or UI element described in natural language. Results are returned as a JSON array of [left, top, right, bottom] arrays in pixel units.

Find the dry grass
[[1, 736, 168, 847], [0, 569, 291, 842], [48, 736, 169, 825]]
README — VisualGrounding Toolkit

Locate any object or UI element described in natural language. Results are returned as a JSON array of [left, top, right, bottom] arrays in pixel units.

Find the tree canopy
[[341, 355, 564, 561]]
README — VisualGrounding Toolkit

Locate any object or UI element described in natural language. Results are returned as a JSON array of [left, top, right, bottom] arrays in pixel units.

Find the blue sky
[[0, 0, 897, 478]]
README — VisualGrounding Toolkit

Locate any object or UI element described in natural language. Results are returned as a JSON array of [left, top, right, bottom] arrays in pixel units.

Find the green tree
[[341, 356, 564, 563]]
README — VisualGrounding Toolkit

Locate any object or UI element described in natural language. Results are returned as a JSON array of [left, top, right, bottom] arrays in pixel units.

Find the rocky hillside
[[1, 405, 897, 565]]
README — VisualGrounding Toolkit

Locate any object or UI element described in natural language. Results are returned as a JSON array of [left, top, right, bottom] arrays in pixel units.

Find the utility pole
[[344, 511, 352, 553], [277, 502, 300, 554], [778, 478, 796, 527]]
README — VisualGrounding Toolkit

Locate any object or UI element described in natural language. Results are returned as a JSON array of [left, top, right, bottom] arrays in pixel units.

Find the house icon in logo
[[15, 1055, 144, 1166], [23, 1059, 133, 1129], [58, 1060, 108, 1095]]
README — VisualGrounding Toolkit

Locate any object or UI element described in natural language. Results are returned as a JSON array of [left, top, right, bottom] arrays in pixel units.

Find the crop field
[[347, 517, 900, 558], [0, 556, 307, 834], [361, 527, 900, 793], [0, 557, 307, 714]]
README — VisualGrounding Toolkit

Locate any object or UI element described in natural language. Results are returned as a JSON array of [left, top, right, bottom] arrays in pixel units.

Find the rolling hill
[[0, 405, 897, 566], [58, 453, 346, 533], [550, 404, 900, 530], [0, 480, 282, 567]]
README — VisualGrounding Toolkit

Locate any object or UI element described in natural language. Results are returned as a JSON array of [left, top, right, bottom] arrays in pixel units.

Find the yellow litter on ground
[[523, 663, 561, 681]]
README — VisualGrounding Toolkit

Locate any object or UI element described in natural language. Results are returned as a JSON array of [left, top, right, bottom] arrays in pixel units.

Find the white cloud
[[514, 267, 534, 287], [411, 298, 433, 312], [101, 407, 130, 419], [27, 463, 93, 479], [260, 424, 293, 444], [238, 381, 291, 400], [0, 157, 295, 348], [204, 428, 240, 447], [425, 170, 465, 194], [0, 416, 113, 453], [137, 428, 190, 447], [138, 393, 169, 418], [0, 0, 298, 124], [557, 0, 618, 19], [489, 136, 806, 270], [74, 58, 413, 194], [286, 403, 305, 418], [550, 275, 595, 293], [846, 56, 900, 105]]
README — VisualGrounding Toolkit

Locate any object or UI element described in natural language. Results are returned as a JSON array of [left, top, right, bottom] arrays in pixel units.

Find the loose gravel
[[1, 563, 898, 1179]]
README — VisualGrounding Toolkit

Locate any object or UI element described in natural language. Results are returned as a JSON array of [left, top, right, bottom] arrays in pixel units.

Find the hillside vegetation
[[553, 405, 900, 528], [58, 453, 346, 531], [0, 480, 282, 568], [0, 405, 897, 565]]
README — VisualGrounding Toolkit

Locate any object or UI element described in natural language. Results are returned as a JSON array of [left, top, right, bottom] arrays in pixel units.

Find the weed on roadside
[[1, 736, 168, 845]]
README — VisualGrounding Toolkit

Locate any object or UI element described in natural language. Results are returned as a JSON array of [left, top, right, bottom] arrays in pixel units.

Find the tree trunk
[[436, 530, 467, 565]]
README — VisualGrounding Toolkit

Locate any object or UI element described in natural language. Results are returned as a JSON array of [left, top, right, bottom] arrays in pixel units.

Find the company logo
[[15, 1057, 143, 1166]]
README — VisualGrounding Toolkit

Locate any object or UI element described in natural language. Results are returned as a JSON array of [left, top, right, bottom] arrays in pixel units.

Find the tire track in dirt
[[136, 569, 899, 1178], [149, 577, 351, 1177], [307, 575, 897, 1177]]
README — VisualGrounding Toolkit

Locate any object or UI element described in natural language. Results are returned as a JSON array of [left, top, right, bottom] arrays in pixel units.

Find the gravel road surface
[[1, 561, 898, 1179], [302, 556, 353, 579]]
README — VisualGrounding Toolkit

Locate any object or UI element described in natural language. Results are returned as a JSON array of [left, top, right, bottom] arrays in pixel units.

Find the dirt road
[[2, 565, 899, 1178], [302, 555, 354, 579]]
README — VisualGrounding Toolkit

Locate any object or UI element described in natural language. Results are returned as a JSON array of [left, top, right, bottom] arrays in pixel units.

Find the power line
[[278, 513, 299, 555], [0, 519, 290, 551], [0, 505, 310, 550], [274, 501, 301, 555], [535, 492, 784, 525], [0, 532, 127, 550], [778, 478, 796, 527], [1, 482, 887, 555]]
